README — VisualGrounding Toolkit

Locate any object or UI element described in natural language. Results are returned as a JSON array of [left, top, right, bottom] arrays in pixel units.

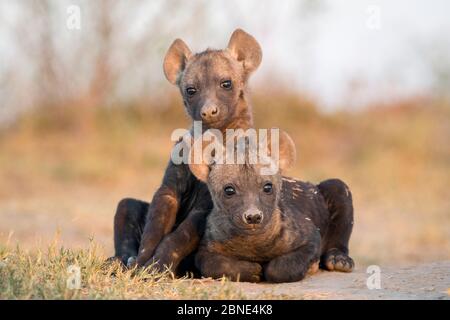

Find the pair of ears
[[163, 28, 263, 85], [189, 130, 297, 182]]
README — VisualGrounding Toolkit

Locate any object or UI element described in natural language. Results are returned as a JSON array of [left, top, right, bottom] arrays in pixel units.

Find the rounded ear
[[188, 137, 213, 183], [278, 130, 297, 172], [189, 162, 210, 183], [227, 28, 262, 77], [265, 129, 296, 173], [163, 39, 192, 85]]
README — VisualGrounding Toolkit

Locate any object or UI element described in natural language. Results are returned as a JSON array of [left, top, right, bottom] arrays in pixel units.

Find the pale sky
[[0, 0, 449, 112], [194, 0, 450, 108]]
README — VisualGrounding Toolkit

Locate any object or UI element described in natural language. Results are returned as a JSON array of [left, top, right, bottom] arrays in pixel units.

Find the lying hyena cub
[[190, 133, 354, 283]]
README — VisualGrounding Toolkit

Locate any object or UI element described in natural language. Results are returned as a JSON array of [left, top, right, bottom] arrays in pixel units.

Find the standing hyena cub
[[190, 132, 355, 283]]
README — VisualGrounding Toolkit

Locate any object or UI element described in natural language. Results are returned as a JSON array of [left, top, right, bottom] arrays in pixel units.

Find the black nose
[[201, 105, 218, 120], [244, 212, 262, 224]]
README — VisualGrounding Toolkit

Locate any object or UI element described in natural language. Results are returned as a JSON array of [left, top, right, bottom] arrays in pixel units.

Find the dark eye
[[186, 87, 197, 96], [263, 183, 273, 194], [220, 80, 232, 90], [224, 185, 236, 196]]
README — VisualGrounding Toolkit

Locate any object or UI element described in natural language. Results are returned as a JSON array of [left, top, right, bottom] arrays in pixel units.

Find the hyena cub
[[111, 29, 262, 272], [190, 132, 355, 283]]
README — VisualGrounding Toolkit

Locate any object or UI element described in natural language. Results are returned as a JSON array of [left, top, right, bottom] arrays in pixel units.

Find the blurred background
[[0, 0, 449, 266]]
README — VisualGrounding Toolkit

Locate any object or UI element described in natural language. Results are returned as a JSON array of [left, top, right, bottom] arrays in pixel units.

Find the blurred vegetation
[[0, 93, 449, 266]]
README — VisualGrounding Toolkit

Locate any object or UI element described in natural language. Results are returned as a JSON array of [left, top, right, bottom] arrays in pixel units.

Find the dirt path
[[215, 261, 450, 299]]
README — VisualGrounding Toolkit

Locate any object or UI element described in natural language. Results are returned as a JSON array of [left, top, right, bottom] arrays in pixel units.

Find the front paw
[[264, 260, 308, 283], [147, 251, 178, 273], [321, 248, 354, 272], [239, 262, 263, 283], [225, 262, 262, 283], [204, 260, 262, 283]]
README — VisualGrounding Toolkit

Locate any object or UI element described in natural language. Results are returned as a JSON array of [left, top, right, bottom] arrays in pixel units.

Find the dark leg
[[150, 208, 208, 274], [317, 179, 355, 272], [196, 248, 262, 283], [136, 185, 180, 266], [112, 198, 149, 265]]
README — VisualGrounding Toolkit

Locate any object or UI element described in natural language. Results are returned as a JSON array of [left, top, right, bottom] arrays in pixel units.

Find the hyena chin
[[191, 133, 355, 283]]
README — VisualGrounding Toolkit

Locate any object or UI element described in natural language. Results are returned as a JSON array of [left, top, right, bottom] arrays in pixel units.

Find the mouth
[[236, 221, 263, 232], [202, 118, 225, 129]]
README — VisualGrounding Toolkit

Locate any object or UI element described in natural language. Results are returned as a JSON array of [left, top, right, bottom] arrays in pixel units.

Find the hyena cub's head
[[163, 29, 262, 129], [189, 131, 296, 232]]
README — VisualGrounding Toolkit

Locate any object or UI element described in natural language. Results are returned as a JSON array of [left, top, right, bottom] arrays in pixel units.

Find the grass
[[0, 239, 292, 300]]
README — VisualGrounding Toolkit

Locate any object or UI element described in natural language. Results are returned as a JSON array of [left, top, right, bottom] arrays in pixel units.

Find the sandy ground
[[200, 261, 450, 300], [1, 192, 449, 300]]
